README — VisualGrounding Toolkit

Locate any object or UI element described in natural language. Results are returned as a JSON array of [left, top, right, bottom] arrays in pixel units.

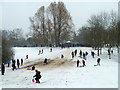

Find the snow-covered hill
[[1, 47, 118, 88]]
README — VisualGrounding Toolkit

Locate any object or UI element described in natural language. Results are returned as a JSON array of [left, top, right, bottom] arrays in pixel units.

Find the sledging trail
[[20, 48, 75, 70]]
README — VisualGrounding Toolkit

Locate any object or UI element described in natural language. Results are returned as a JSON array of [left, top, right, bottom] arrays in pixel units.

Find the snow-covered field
[[1, 47, 118, 88]]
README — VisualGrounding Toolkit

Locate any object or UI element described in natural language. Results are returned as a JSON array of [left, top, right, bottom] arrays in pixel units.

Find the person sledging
[[33, 70, 41, 83]]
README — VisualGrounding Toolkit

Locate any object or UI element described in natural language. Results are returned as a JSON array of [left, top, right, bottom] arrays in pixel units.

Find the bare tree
[[29, 1, 74, 47]]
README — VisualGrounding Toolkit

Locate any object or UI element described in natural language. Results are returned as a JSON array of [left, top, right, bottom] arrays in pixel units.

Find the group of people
[[77, 59, 86, 67], [39, 49, 43, 54], [75, 49, 101, 67], [11, 58, 24, 71], [71, 49, 77, 58]]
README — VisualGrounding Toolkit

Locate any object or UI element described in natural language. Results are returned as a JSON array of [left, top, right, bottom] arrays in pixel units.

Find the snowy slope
[[1, 47, 118, 88]]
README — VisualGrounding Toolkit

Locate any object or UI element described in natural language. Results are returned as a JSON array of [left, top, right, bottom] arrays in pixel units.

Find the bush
[[2, 35, 14, 64]]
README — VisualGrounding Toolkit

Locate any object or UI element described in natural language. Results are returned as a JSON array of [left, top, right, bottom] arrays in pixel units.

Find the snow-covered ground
[[1, 47, 118, 88]]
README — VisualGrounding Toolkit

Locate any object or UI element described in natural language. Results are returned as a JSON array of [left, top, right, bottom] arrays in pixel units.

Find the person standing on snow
[[21, 58, 23, 66], [85, 51, 88, 56], [42, 49, 43, 54], [77, 59, 79, 67], [83, 52, 86, 59], [1, 63, 5, 75], [82, 60, 86, 67], [50, 48, 52, 52], [91, 51, 95, 58], [72, 51, 74, 58], [97, 58, 101, 66], [33, 70, 41, 83], [79, 50, 82, 57], [108, 49, 111, 59], [12, 60, 16, 71], [75, 49, 77, 56], [17, 59, 20, 69]]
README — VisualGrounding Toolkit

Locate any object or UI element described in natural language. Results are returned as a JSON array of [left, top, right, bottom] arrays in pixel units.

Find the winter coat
[[34, 71, 41, 79], [1, 64, 5, 72], [97, 58, 100, 63]]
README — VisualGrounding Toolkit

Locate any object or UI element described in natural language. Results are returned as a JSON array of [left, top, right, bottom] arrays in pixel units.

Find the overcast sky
[[1, 1, 118, 35]]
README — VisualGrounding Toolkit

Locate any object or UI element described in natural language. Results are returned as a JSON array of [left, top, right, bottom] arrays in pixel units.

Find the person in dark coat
[[75, 49, 77, 56], [72, 51, 74, 58], [50, 48, 52, 52], [97, 58, 101, 66], [33, 70, 41, 83], [91, 51, 95, 58], [79, 50, 82, 57], [83, 52, 86, 59], [42, 49, 43, 54], [108, 49, 110, 55], [77, 59, 79, 67], [12, 60, 16, 71], [85, 51, 88, 56], [32, 66, 35, 70], [82, 60, 86, 67], [111, 50, 113, 54], [44, 58, 48, 64], [108, 49, 111, 59], [21, 58, 23, 66], [1, 63, 5, 75], [17, 59, 20, 69]]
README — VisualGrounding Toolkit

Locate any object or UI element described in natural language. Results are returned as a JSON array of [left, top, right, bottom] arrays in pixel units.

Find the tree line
[[73, 11, 120, 55]]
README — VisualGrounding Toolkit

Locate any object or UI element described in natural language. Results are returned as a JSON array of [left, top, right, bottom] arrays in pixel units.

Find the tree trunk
[[97, 47, 100, 56]]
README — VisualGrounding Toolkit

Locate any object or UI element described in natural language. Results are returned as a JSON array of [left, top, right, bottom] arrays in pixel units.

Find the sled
[[32, 78, 35, 82], [38, 53, 40, 55], [94, 65, 97, 66], [15, 67, 17, 70], [78, 56, 80, 57], [27, 67, 31, 70]]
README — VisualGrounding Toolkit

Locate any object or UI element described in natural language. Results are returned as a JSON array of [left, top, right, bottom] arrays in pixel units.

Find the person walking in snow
[[72, 51, 74, 58], [85, 51, 88, 56], [1, 63, 5, 75], [75, 49, 77, 56], [21, 58, 23, 66], [108, 49, 111, 59], [50, 48, 52, 52], [12, 60, 16, 71], [42, 49, 43, 54], [77, 59, 79, 67], [17, 59, 20, 69], [79, 50, 82, 57], [82, 60, 86, 67], [97, 58, 101, 66], [83, 52, 86, 59], [33, 70, 41, 83], [91, 51, 95, 58]]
